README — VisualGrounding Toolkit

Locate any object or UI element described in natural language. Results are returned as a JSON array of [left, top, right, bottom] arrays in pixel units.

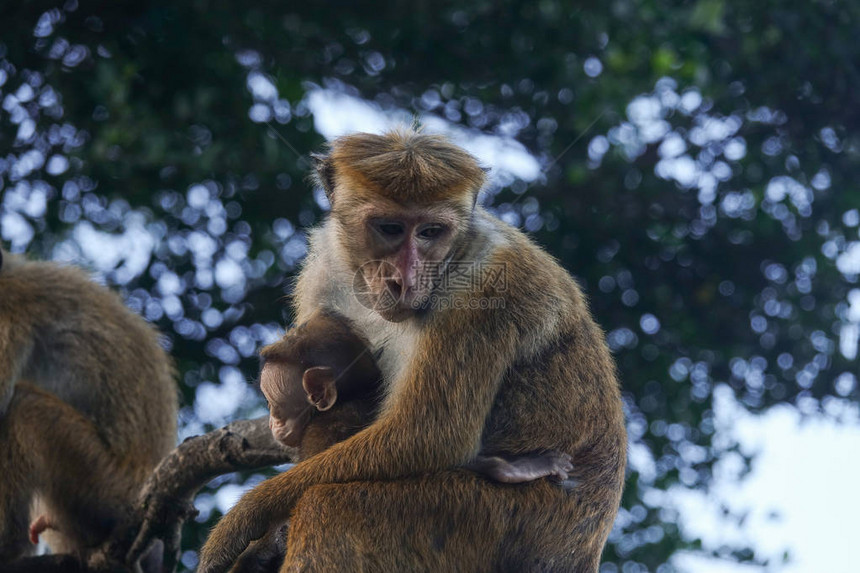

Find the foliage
[[1, 1, 858, 571]]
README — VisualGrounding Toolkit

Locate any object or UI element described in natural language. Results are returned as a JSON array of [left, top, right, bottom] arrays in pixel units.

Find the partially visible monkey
[[231, 309, 572, 573], [0, 248, 178, 570], [199, 130, 627, 573]]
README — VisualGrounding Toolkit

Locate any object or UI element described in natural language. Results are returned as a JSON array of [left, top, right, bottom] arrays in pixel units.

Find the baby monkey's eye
[[418, 225, 445, 240]]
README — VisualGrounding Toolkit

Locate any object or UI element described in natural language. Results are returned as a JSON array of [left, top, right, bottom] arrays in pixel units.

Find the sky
[[671, 390, 860, 573]]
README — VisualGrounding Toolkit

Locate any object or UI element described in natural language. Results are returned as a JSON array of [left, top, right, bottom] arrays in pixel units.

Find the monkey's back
[[473, 212, 627, 565], [0, 255, 178, 472]]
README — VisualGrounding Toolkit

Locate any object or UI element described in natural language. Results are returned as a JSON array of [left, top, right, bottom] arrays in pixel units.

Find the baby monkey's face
[[257, 309, 376, 450], [260, 362, 312, 447], [260, 359, 340, 448]]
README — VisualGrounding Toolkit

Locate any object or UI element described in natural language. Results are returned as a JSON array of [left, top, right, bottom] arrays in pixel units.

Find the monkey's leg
[[0, 413, 34, 561], [6, 383, 131, 553], [283, 470, 590, 573], [230, 525, 288, 573], [0, 482, 31, 562]]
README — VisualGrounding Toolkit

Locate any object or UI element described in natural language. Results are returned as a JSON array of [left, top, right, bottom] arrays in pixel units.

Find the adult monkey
[[0, 248, 177, 570], [199, 130, 627, 573]]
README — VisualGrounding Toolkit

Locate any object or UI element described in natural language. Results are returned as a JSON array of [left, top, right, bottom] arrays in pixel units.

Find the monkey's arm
[[0, 322, 34, 415], [197, 306, 517, 573]]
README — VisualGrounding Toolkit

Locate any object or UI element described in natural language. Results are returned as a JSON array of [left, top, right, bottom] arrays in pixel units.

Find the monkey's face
[[341, 203, 466, 322], [317, 130, 485, 322]]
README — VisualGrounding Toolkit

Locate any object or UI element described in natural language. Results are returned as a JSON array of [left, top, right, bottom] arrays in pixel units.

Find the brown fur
[[199, 130, 626, 573], [319, 128, 486, 204], [0, 249, 177, 567], [229, 399, 375, 573]]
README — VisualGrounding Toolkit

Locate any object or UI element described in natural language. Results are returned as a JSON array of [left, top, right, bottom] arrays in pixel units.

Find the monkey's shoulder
[[0, 257, 163, 345], [0, 258, 96, 315]]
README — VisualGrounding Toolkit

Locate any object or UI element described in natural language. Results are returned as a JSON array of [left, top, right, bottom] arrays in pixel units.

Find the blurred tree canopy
[[1, 1, 858, 571]]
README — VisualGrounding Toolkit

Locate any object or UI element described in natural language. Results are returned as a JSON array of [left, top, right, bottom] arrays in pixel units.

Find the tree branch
[[124, 416, 297, 570]]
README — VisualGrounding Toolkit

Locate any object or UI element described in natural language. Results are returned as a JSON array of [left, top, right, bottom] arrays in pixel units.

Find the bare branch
[[124, 416, 297, 570]]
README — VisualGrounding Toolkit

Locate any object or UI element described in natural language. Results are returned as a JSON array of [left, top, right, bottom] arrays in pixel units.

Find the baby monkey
[[258, 309, 573, 479]]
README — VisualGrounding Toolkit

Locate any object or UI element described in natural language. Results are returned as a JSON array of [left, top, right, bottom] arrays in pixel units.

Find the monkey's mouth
[[373, 286, 431, 320], [354, 280, 429, 321], [270, 406, 313, 447], [384, 282, 426, 308], [353, 260, 435, 320]]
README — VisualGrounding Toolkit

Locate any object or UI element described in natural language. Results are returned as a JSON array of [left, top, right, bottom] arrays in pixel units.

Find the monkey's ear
[[311, 152, 336, 204], [302, 366, 338, 411], [463, 166, 490, 210]]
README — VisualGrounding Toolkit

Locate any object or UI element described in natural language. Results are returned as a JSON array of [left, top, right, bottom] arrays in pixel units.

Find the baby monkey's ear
[[302, 366, 338, 411]]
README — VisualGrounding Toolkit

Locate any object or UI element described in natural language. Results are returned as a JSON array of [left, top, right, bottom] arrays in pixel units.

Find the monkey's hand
[[197, 488, 273, 573]]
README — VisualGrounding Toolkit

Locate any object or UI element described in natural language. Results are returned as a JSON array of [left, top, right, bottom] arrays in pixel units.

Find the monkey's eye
[[376, 222, 404, 237], [417, 225, 445, 240]]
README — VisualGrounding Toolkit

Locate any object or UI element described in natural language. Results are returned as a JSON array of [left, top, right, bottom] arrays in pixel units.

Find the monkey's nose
[[385, 279, 403, 300]]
